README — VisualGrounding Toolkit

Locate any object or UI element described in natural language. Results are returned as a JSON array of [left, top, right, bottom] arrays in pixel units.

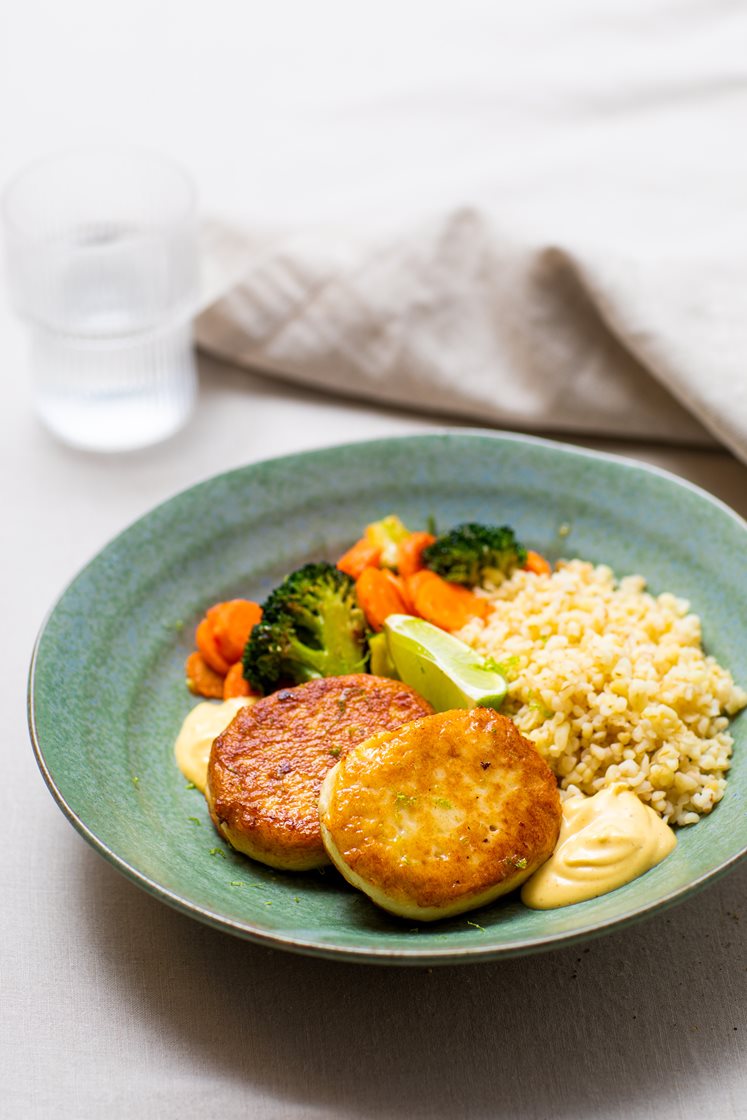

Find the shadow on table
[[77, 846, 746, 1120]]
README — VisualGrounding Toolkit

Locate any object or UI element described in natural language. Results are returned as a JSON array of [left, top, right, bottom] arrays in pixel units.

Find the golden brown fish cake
[[319, 708, 562, 920], [205, 674, 433, 871]]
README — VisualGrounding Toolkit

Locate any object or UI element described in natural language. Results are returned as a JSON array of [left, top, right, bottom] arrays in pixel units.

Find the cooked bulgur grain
[[457, 560, 746, 825]]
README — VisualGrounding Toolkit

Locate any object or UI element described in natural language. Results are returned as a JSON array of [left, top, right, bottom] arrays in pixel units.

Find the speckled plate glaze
[[28, 432, 747, 964]]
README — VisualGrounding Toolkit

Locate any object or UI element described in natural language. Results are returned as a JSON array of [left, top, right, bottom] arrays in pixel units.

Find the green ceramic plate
[[28, 432, 747, 964]]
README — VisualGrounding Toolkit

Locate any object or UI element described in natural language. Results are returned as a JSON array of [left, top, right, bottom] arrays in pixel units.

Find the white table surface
[[2, 340, 746, 1120], [2, 5, 746, 1114]]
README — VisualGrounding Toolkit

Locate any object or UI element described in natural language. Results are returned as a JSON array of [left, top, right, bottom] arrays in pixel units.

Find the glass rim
[[2, 144, 197, 241]]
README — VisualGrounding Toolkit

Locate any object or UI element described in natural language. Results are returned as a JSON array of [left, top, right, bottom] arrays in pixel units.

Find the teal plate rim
[[27, 429, 747, 965]]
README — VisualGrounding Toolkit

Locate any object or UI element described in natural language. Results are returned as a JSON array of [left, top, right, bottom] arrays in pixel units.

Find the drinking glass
[[2, 147, 199, 451]]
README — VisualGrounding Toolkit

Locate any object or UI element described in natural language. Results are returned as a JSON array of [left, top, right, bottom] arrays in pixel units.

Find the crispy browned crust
[[205, 674, 433, 870], [320, 708, 562, 913]]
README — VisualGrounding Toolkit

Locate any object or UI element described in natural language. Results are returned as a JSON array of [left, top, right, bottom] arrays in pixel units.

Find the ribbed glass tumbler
[[3, 147, 199, 451]]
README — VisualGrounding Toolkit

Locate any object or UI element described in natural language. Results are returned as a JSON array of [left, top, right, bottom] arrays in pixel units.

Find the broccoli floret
[[242, 562, 369, 693], [422, 523, 527, 586]]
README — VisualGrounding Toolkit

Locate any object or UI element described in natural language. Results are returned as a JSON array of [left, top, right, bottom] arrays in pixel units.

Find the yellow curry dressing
[[174, 697, 256, 792], [521, 782, 676, 909]]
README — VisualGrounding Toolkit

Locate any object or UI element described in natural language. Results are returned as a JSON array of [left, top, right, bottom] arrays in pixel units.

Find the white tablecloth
[[3, 345, 746, 1120], [3, 3, 746, 1114]]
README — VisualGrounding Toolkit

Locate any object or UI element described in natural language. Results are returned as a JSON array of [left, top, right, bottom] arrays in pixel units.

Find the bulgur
[[457, 560, 747, 825]]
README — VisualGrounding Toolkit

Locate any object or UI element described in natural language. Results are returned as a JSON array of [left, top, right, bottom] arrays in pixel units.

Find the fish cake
[[319, 708, 562, 920], [205, 674, 433, 870]]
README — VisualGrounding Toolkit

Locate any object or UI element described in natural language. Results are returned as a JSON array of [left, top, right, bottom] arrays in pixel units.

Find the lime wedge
[[383, 614, 507, 712]]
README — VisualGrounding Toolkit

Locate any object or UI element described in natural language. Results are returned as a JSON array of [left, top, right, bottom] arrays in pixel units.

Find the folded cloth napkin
[[195, 0, 747, 459]]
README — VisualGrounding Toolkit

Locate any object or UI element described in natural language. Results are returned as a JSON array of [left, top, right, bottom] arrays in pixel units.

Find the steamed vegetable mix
[[185, 514, 552, 699], [363, 515, 410, 568], [405, 569, 489, 631], [396, 531, 436, 577], [185, 651, 225, 700], [207, 599, 263, 663], [242, 562, 369, 694], [421, 523, 527, 586], [336, 537, 382, 580], [354, 568, 409, 631], [223, 661, 251, 698], [186, 599, 262, 699]]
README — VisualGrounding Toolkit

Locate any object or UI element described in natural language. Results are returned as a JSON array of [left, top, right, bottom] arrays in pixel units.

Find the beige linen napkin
[[195, 0, 747, 458]]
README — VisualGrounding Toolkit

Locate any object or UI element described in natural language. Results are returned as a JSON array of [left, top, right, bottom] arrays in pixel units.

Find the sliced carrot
[[525, 550, 552, 576], [405, 569, 439, 603], [196, 617, 231, 676], [223, 660, 252, 699], [337, 537, 382, 579], [355, 567, 409, 631], [390, 572, 416, 615], [409, 569, 489, 632], [185, 651, 225, 699], [396, 531, 437, 577], [207, 599, 262, 664]]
